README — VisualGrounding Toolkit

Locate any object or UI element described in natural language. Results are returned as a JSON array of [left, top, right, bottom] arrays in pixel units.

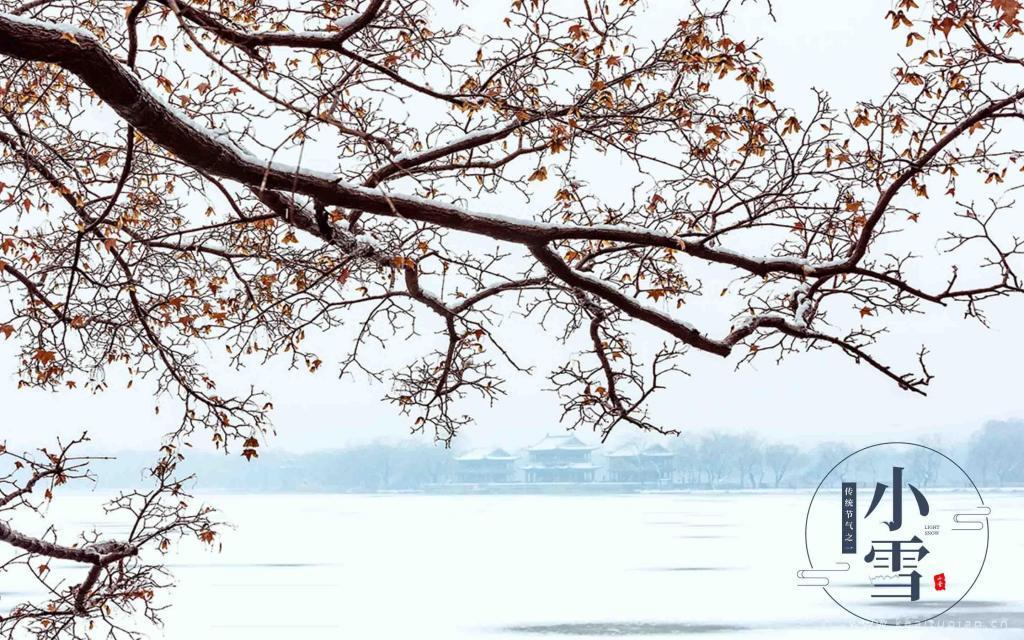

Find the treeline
[[665, 420, 1023, 489], [89, 420, 1024, 492], [90, 443, 453, 492]]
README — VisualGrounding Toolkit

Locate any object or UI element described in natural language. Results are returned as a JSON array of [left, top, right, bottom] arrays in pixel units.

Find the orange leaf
[[528, 166, 548, 182]]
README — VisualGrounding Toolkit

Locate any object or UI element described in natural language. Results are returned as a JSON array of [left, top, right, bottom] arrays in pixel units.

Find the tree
[[0, 0, 1023, 635], [671, 437, 701, 486], [803, 441, 854, 487], [764, 443, 800, 488], [909, 435, 943, 487], [968, 420, 1024, 486], [0, 437, 216, 637], [698, 432, 736, 488], [733, 433, 763, 489]]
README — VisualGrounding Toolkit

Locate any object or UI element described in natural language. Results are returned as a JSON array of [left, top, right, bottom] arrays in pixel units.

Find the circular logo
[[804, 442, 988, 625]]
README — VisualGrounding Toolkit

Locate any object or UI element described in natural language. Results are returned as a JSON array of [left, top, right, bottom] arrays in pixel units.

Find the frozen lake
[[2, 492, 1021, 638]]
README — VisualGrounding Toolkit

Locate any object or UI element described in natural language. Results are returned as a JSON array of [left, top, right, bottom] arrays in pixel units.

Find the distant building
[[453, 448, 517, 483], [605, 442, 675, 483], [522, 434, 598, 483]]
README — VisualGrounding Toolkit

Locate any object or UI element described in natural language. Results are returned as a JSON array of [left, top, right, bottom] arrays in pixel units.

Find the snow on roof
[[606, 443, 643, 458], [606, 442, 675, 458], [643, 443, 674, 457], [527, 433, 597, 451], [454, 447, 517, 461]]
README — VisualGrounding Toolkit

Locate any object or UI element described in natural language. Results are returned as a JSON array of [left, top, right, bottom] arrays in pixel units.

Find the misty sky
[[2, 0, 1022, 456]]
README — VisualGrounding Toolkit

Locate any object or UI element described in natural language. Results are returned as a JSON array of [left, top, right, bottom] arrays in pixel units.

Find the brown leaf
[[993, 0, 1021, 23]]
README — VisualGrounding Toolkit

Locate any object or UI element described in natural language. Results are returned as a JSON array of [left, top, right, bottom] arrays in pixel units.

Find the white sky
[[2, 0, 1022, 455]]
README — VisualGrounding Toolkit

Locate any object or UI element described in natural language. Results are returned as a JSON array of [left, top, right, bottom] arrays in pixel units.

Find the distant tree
[[764, 444, 801, 488], [733, 434, 764, 489], [699, 433, 737, 489], [847, 446, 886, 483], [389, 442, 453, 487], [671, 438, 701, 487], [415, 444, 455, 485], [803, 442, 854, 486], [909, 436, 943, 487], [968, 421, 1024, 486], [345, 441, 453, 489]]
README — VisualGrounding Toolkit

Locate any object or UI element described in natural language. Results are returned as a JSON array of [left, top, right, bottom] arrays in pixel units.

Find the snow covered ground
[[2, 491, 1021, 638]]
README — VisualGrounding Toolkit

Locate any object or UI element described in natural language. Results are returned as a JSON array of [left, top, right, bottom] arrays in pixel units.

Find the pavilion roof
[[606, 442, 675, 458], [454, 447, 518, 461], [527, 433, 597, 451], [521, 463, 599, 470]]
